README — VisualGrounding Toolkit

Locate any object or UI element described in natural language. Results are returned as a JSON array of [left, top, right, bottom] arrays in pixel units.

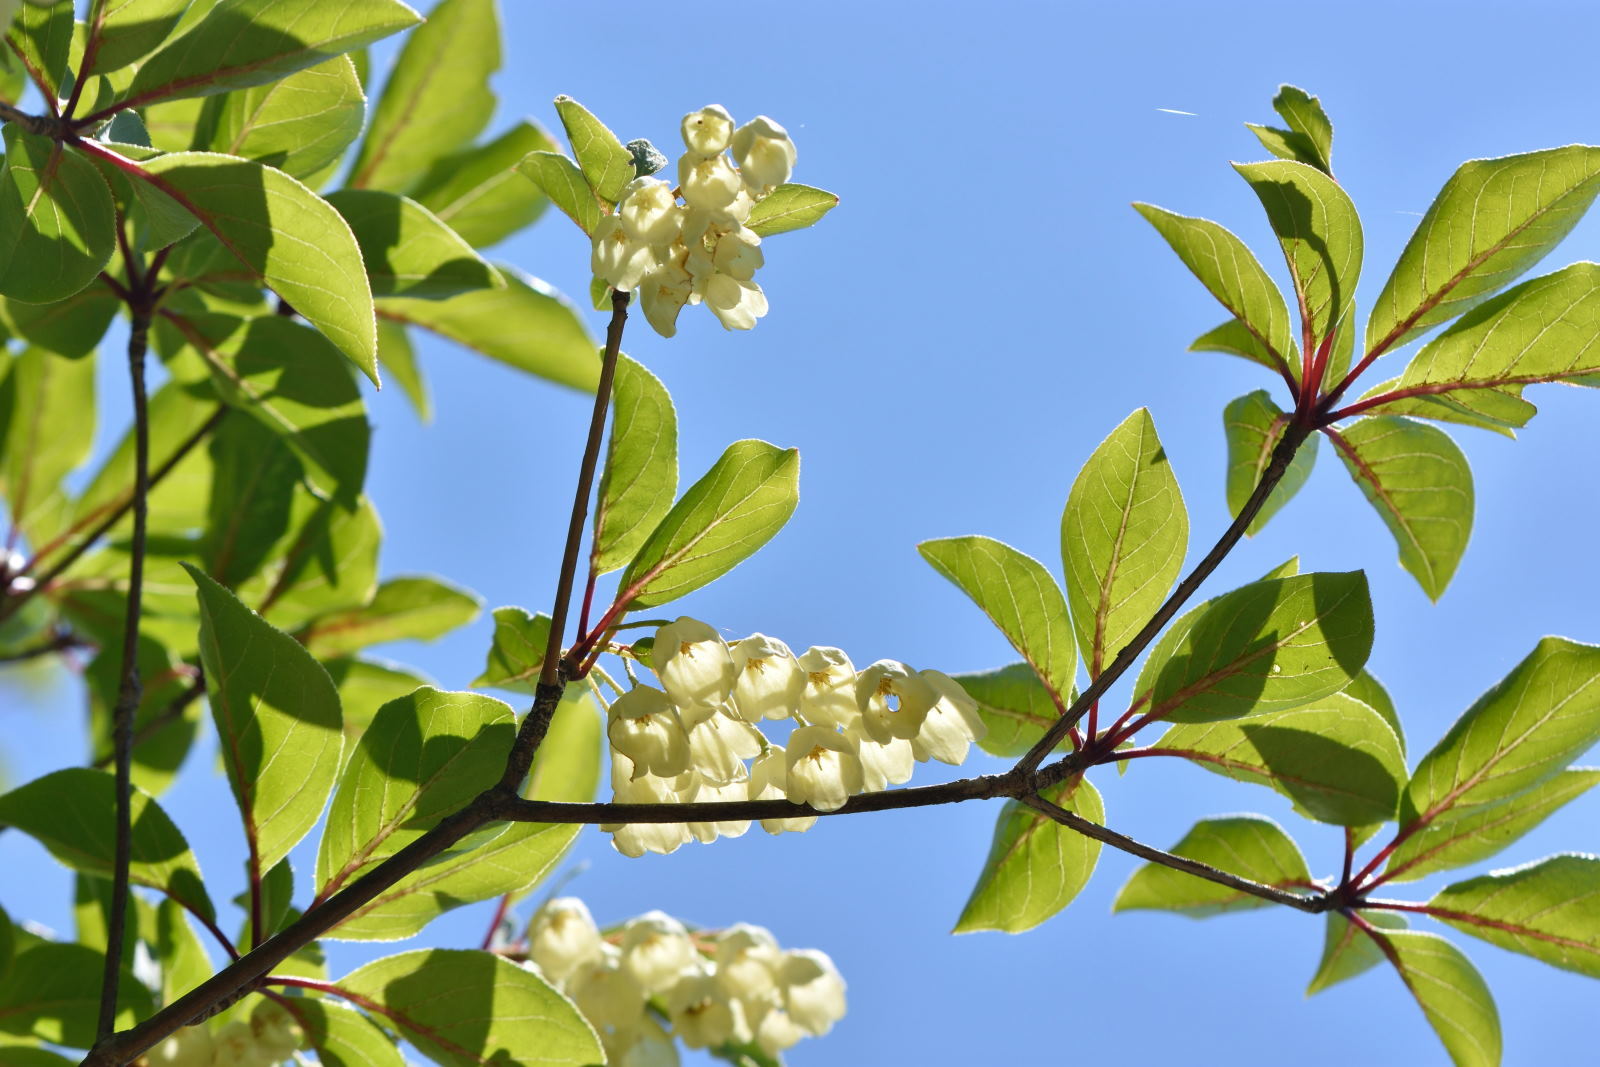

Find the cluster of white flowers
[[527, 899, 845, 1063], [602, 617, 985, 857], [145, 999, 304, 1066], [591, 105, 797, 337]]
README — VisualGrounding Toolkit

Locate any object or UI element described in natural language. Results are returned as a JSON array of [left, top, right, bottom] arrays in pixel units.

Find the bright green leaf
[[554, 94, 633, 204], [592, 355, 678, 575], [335, 949, 602, 1067], [1135, 571, 1374, 724], [1380, 930, 1501, 1067], [187, 563, 343, 872], [1352, 375, 1531, 438], [471, 606, 551, 696], [285, 998, 405, 1067], [411, 121, 556, 248], [745, 182, 840, 237], [1430, 854, 1600, 979], [247, 493, 381, 633], [515, 150, 601, 235], [0, 346, 96, 546], [87, 0, 193, 75], [1366, 144, 1600, 354], [323, 656, 432, 755], [300, 575, 481, 658], [0, 128, 116, 304], [951, 662, 1066, 758], [1062, 408, 1187, 676], [0, 767, 213, 920], [1134, 202, 1296, 377], [326, 189, 499, 299], [376, 317, 429, 421], [0, 941, 150, 1047], [1330, 415, 1473, 600], [203, 414, 304, 587], [954, 777, 1102, 934], [1155, 691, 1406, 826], [349, 0, 498, 193], [1404, 636, 1600, 830], [620, 439, 800, 610], [5, 0, 71, 101], [1345, 669, 1404, 756], [1307, 910, 1407, 994], [1272, 85, 1333, 173], [1223, 390, 1319, 535], [205, 53, 364, 181], [1113, 814, 1311, 917], [378, 266, 598, 391], [122, 0, 421, 109], [1191, 318, 1290, 378], [1, 285, 118, 359]]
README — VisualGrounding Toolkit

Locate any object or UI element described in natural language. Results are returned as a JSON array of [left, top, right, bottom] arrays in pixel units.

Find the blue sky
[[7, 0, 1600, 1063]]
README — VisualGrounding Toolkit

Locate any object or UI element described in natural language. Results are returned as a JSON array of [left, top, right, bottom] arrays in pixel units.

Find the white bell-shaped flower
[[211, 1022, 269, 1067], [703, 273, 768, 331], [850, 728, 915, 792], [591, 215, 654, 292], [779, 949, 847, 1035], [639, 252, 694, 338], [729, 633, 805, 721], [604, 1013, 678, 1067], [686, 770, 753, 843], [606, 756, 693, 857], [619, 177, 684, 246], [753, 1003, 805, 1057], [655, 618, 737, 724], [147, 1026, 214, 1067], [796, 647, 861, 729], [570, 943, 646, 1030], [681, 104, 735, 157], [731, 116, 796, 195], [712, 226, 764, 281], [250, 999, 304, 1060], [686, 712, 764, 784], [621, 911, 700, 994], [913, 669, 987, 764], [714, 924, 782, 1002], [748, 745, 816, 834], [679, 152, 743, 214], [784, 726, 863, 812], [854, 660, 938, 743], [607, 685, 691, 780], [667, 969, 743, 1049], [528, 897, 604, 985]]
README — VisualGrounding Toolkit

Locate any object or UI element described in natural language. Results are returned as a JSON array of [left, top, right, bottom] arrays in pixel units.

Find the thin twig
[[0, 628, 86, 665], [96, 307, 153, 1041]]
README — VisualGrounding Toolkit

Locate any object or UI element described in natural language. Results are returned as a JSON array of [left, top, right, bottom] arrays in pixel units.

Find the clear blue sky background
[[6, 1, 1600, 1064]]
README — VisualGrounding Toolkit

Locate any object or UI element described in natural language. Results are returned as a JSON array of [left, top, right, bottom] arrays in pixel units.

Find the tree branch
[[1018, 420, 1314, 776], [0, 627, 86, 665], [96, 308, 153, 1041]]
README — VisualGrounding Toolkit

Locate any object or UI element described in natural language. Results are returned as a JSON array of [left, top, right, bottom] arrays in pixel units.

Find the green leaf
[[1273, 85, 1333, 173], [203, 414, 304, 587], [1380, 930, 1501, 1067], [951, 662, 1065, 757], [1352, 375, 1532, 438], [1392, 261, 1600, 426], [0, 768, 213, 920], [918, 535, 1076, 707], [349, 0, 498, 193], [0, 128, 116, 304], [554, 94, 633, 204], [335, 949, 602, 1067], [1190, 318, 1285, 377], [138, 152, 379, 381], [1223, 390, 1319, 535], [953, 777, 1102, 934], [410, 121, 556, 248], [5, 0, 71, 101], [168, 313, 370, 502], [1112, 814, 1311, 917], [328, 690, 598, 938], [84, 640, 201, 799], [237, 492, 381, 634], [0, 904, 12, 982], [323, 656, 431, 754], [186, 562, 343, 872], [1244, 123, 1323, 173], [1134, 202, 1296, 376], [745, 182, 840, 237], [205, 54, 365, 181], [0, 941, 150, 1047], [1135, 571, 1374, 724], [515, 150, 602, 235], [376, 317, 429, 421], [122, 0, 421, 109], [1330, 415, 1473, 600], [87, 0, 193, 75], [620, 439, 800, 610], [378, 266, 598, 391], [1307, 910, 1408, 995], [1234, 158, 1362, 345], [592, 355, 678, 575], [1345, 669, 1404, 756], [285, 998, 405, 1067], [1366, 144, 1600, 354], [0, 346, 96, 546], [1386, 769, 1600, 883], [1155, 691, 1406, 826], [471, 606, 551, 695], [1, 285, 119, 359], [1061, 408, 1187, 675], [300, 575, 481, 658], [325, 189, 499, 299], [1404, 636, 1600, 830], [315, 687, 515, 897], [1430, 854, 1600, 978]]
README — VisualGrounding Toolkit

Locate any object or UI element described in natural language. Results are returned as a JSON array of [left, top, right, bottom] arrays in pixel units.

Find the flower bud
[[529, 897, 604, 985], [681, 104, 735, 157], [731, 116, 796, 194], [783, 726, 863, 812], [729, 634, 805, 721]]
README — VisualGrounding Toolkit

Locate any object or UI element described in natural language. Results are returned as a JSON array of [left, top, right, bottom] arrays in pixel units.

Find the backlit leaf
[[299, 575, 481, 659], [1223, 390, 1318, 535], [1113, 814, 1311, 917], [0, 128, 116, 304], [592, 355, 678, 575], [953, 777, 1102, 934]]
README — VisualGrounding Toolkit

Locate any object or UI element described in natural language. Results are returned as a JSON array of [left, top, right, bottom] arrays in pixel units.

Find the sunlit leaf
[[1113, 814, 1311, 917], [299, 575, 481, 659], [1223, 390, 1318, 535], [592, 355, 678, 575]]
